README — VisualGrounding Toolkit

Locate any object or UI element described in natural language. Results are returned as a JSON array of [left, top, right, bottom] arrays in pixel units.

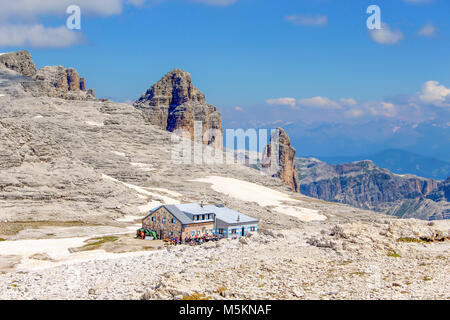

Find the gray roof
[[144, 203, 258, 226], [163, 205, 194, 225], [204, 205, 259, 225]]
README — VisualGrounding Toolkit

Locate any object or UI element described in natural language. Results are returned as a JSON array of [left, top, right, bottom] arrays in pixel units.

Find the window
[[231, 229, 236, 234], [168, 231, 173, 236], [197, 230, 201, 235], [152, 216, 156, 222], [172, 218, 176, 224], [250, 226, 256, 232], [194, 215, 198, 221], [162, 217, 166, 224], [191, 231, 195, 236], [201, 214, 205, 220], [207, 214, 210, 220], [219, 229, 224, 235]]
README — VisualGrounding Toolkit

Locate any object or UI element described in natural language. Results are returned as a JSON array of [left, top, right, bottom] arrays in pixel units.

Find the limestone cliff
[[262, 128, 299, 192], [296, 158, 450, 220], [134, 69, 222, 148]]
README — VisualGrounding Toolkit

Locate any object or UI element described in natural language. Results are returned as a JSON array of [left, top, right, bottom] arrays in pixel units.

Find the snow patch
[[0, 229, 154, 271], [147, 187, 183, 198], [130, 162, 155, 172], [275, 206, 326, 222], [190, 176, 327, 222], [190, 176, 299, 207], [102, 174, 180, 213], [115, 215, 144, 223], [85, 121, 103, 127], [112, 151, 126, 157]]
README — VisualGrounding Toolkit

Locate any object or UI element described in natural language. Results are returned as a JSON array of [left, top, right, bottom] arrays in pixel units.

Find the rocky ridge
[[296, 158, 450, 220], [0, 50, 95, 101]]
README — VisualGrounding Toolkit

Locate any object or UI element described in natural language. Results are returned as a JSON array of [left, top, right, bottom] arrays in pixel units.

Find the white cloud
[[266, 97, 297, 108], [0, 24, 84, 48], [345, 109, 365, 118], [0, 0, 124, 21], [339, 98, 358, 106], [418, 81, 450, 107], [297, 96, 342, 109], [0, 0, 237, 48], [0, 0, 236, 21], [418, 23, 437, 37], [234, 106, 244, 112], [369, 23, 404, 45], [285, 14, 328, 27], [365, 102, 397, 117], [266, 96, 358, 110]]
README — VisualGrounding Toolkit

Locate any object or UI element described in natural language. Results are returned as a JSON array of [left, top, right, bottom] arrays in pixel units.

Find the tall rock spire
[[262, 127, 300, 192]]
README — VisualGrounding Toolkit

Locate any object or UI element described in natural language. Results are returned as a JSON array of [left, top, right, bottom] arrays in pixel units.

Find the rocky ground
[[0, 56, 449, 300], [0, 219, 448, 300]]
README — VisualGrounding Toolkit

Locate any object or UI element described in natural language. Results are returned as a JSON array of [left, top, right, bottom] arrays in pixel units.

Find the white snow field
[[191, 176, 327, 221]]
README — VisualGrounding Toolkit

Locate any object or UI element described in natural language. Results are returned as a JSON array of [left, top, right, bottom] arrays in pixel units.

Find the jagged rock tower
[[134, 69, 223, 149], [262, 127, 300, 192]]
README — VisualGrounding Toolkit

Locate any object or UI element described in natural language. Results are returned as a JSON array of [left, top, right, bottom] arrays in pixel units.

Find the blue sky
[[1, 0, 449, 158]]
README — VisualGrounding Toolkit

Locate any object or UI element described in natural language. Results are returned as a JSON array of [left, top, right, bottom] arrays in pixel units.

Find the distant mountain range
[[296, 158, 450, 220], [316, 149, 450, 181], [280, 120, 450, 166]]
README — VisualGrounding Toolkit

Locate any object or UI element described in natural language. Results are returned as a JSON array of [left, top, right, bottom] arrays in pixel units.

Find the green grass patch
[[397, 237, 426, 243], [387, 250, 401, 258], [79, 236, 119, 251]]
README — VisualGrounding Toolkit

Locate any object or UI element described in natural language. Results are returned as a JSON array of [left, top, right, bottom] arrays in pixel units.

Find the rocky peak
[[35, 66, 88, 93], [0, 50, 37, 77], [134, 69, 222, 148], [262, 127, 299, 192]]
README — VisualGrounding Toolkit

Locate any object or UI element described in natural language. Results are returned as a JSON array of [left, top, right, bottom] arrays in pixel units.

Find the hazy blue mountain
[[317, 149, 450, 180], [284, 120, 450, 162]]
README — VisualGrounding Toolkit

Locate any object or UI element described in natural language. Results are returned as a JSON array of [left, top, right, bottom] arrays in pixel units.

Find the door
[[241, 227, 245, 236]]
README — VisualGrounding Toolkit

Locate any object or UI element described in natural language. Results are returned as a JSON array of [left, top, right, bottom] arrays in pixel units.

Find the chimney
[[237, 215, 240, 222], [200, 201, 204, 208]]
